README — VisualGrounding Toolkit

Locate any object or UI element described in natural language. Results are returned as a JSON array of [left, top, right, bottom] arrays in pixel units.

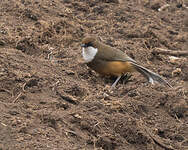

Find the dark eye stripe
[[86, 42, 93, 47]]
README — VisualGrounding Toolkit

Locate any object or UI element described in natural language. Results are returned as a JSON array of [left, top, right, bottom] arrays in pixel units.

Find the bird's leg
[[122, 73, 132, 84], [111, 76, 122, 88]]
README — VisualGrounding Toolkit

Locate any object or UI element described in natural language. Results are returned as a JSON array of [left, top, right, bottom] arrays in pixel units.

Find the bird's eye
[[86, 42, 93, 47], [81, 42, 93, 48]]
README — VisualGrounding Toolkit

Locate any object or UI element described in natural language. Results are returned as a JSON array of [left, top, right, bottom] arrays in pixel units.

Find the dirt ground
[[0, 0, 188, 149]]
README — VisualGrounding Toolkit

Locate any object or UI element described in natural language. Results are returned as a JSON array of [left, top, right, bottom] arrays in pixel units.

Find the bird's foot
[[122, 73, 132, 84]]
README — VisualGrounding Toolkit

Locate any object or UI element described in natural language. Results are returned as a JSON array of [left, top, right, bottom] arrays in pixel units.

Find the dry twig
[[47, 51, 53, 60], [12, 93, 22, 103], [158, 4, 170, 11], [22, 82, 27, 92], [55, 88, 78, 105], [152, 48, 188, 57]]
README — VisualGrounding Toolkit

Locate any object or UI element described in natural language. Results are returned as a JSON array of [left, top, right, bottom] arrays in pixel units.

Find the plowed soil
[[0, 0, 188, 150]]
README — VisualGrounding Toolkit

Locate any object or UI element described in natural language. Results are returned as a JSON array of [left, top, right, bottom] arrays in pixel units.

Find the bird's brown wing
[[95, 42, 136, 63]]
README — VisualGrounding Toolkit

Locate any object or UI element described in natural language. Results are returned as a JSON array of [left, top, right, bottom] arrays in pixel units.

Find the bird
[[81, 36, 172, 88]]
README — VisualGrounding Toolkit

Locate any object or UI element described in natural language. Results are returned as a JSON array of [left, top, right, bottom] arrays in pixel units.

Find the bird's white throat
[[82, 46, 98, 63]]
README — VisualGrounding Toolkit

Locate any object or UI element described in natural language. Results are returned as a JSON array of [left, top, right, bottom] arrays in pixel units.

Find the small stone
[[172, 68, 182, 77]]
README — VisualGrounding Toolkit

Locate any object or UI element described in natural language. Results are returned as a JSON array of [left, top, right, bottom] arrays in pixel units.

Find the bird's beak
[[81, 44, 86, 47]]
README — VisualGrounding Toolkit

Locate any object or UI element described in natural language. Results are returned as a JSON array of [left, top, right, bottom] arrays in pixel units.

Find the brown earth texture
[[0, 0, 188, 150]]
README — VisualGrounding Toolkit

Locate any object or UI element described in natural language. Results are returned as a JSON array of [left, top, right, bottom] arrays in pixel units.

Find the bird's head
[[81, 36, 99, 63], [81, 36, 98, 48]]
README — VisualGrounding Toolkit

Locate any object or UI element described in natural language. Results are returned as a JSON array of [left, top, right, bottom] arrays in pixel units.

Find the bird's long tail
[[130, 62, 172, 87]]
